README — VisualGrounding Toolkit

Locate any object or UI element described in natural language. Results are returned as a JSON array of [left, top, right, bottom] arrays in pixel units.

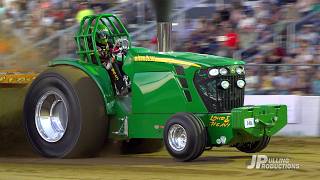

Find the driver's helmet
[[96, 24, 110, 45]]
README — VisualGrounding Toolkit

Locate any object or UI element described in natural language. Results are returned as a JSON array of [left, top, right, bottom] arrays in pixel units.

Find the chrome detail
[[157, 22, 172, 52], [237, 79, 246, 88], [209, 68, 219, 76], [219, 68, 228, 75], [168, 124, 187, 151], [236, 66, 244, 75], [35, 91, 68, 143], [221, 80, 230, 89], [112, 116, 128, 136]]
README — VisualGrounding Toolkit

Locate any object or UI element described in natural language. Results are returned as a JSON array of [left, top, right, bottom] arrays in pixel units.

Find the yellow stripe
[[134, 56, 201, 68]]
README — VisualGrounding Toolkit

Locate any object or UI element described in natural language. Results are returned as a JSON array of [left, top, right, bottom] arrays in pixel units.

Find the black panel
[[194, 69, 245, 113], [184, 90, 192, 102], [175, 65, 185, 75], [179, 78, 188, 88]]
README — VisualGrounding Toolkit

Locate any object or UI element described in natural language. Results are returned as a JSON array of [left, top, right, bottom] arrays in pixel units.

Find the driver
[[96, 24, 128, 96]]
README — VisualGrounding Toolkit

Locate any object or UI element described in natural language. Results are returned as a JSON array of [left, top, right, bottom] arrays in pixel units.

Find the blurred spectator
[[245, 68, 260, 94], [297, 24, 318, 44], [272, 70, 293, 94], [1, 0, 319, 96], [259, 71, 276, 94], [223, 25, 239, 50], [238, 10, 257, 49], [218, 6, 231, 22], [293, 40, 315, 64], [291, 70, 310, 94], [0, 0, 5, 17], [264, 43, 286, 64], [296, 0, 316, 16], [75, 2, 94, 23]]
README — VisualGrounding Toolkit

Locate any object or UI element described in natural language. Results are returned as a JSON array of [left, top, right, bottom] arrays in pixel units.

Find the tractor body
[[24, 14, 287, 161]]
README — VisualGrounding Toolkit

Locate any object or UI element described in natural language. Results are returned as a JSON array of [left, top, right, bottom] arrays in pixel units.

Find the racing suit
[[97, 42, 128, 95]]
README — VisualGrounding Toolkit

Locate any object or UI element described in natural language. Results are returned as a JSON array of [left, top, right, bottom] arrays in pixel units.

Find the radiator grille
[[194, 69, 245, 113]]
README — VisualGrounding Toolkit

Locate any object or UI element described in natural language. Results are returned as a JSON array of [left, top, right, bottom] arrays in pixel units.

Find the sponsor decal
[[244, 118, 255, 128], [0, 75, 6, 82], [209, 115, 231, 128], [134, 55, 201, 67], [111, 68, 119, 80], [0, 74, 36, 84], [154, 125, 164, 129], [247, 155, 300, 170], [216, 136, 227, 144]]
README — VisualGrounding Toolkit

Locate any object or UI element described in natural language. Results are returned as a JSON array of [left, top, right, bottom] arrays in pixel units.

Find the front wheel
[[235, 136, 270, 153], [164, 113, 207, 162]]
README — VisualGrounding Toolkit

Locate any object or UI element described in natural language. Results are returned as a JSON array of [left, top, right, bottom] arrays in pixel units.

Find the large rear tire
[[164, 113, 207, 162], [235, 136, 270, 153], [24, 66, 108, 158]]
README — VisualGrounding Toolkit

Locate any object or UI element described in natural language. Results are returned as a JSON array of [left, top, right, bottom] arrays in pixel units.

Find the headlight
[[209, 68, 219, 76], [237, 79, 245, 88], [221, 80, 230, 89], [236, 66, 244, 75], [219, 68, 228, 75]]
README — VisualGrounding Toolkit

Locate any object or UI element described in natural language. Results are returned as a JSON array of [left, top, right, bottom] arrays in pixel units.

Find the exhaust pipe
[[157, 22, 172, 52], [151, 0, 173, 52]]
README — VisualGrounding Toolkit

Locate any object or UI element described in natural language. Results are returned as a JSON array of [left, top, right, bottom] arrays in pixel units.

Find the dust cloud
[[0, 29, 49, 72]]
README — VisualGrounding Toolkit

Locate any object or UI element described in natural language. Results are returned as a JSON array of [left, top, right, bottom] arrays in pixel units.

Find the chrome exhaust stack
[[152, 0, 173, 52], [157, 22, 172, 52]]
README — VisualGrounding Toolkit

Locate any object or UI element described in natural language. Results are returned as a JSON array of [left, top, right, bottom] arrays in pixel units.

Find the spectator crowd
[[1, 0, 320, 95], [167, 0, 319, 96], [0, 0, 119, 41]]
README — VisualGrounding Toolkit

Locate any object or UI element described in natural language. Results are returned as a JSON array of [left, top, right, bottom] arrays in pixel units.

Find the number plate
[[244, 118, 255, 128]]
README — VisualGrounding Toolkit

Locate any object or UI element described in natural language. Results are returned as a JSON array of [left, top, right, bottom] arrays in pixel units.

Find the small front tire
[[164, 113, 207, 162], [235, 136, 270, 153]]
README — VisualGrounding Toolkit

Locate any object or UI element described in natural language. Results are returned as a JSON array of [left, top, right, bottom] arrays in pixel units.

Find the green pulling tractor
[[24, 14, 287, 161]]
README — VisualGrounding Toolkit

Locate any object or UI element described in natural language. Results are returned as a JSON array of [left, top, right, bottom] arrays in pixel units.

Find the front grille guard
[[194, 69, 245, 113]]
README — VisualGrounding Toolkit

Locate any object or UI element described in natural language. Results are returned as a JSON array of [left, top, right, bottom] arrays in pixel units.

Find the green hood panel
[[129, 47, 245, 68], [164, 52, 245, 67]]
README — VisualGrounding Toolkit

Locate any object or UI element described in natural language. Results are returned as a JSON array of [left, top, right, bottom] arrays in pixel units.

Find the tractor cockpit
[[75, 14, 131, 96], [75, 14, 131, 65]]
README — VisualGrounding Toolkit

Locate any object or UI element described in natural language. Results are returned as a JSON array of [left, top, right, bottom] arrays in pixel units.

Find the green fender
[[49, 59, 116, 114]]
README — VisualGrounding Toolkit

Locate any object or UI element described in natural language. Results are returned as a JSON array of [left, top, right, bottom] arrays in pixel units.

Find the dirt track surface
[[0, 137, 319, 180], [0, 88, 319, 179]]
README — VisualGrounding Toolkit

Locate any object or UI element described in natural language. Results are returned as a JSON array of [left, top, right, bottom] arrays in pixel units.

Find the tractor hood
[[164, 52, 245, 68], [130, 47, 245, 68]]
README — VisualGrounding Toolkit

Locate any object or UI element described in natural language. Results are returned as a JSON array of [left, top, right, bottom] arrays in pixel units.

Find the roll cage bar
[[75, 14, 131, 65]]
